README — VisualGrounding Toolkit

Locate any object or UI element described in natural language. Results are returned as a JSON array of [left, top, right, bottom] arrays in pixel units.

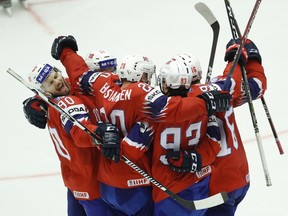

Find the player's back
[[96, 81, 153, 188], [151, 114, 219, 202], [189, 78, 249, 195]]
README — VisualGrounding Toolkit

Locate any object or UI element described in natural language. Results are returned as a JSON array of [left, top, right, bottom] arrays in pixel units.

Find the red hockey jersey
[[189, 60, 266, 195], [47, 94, 100, 200], [151, 113, 221, 202], [60, 48, 212, 189]]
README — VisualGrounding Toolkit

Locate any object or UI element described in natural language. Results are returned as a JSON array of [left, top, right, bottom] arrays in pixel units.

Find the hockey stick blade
[[195, 2, 220, 83], [7, 68, 229, 210], [195, 2, 218, 27], [174, 191, 228, 210]]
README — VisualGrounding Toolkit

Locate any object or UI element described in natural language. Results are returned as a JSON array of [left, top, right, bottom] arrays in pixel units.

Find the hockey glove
[[243, 39, 262, 64], [166, 150, 202, 173], [94, 122, 121, 163], [224, 38, 248, 66], [198, 90, 231, 116], [23, 97, 48, 129], [51, 35, 78, 60]]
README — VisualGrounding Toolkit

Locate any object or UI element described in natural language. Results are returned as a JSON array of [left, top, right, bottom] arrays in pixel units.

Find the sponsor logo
[[88, 72, 101, 83], [73, 191, 90, 199], [60, 104, 87, 125], [127, 178, 150, 187], [67, 106, 85, 114], [36, 64, 53, 84], [99, 59, 117, 68], [145, 89, 162, 102], [196, 165, 212, 178]]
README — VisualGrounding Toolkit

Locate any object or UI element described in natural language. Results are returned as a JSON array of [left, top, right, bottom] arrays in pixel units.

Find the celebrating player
[[151, 54, 222, 216], [23, 63, 121, 216], [186, 38, 266, 216]]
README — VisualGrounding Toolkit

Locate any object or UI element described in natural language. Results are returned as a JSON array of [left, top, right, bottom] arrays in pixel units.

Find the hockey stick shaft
[[223, 0, 262, 90], [194, 2, 220, 83], [224, 0, 272, 186], [224, 0, 283, 155], [260, 97, 284, 154], [7, 68, 228, 210]]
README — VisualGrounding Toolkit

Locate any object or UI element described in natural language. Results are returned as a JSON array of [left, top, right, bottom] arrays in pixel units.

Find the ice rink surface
[[0, 0, 287, 215]]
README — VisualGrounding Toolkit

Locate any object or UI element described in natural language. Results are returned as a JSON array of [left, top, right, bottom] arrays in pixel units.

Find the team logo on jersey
[[127, 178, 150, 187], [73, 191, 90, 199]]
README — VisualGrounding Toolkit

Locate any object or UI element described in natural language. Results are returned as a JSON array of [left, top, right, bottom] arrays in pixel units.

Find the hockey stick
[[222, 0, 262, 91], [194, 2, 220, 83], [7, 68, 228, 210], [224, 0, 272, 186], [225, 0, 284, 155]]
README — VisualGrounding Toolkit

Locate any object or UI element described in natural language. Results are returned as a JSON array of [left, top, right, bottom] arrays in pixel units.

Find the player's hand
[[51, 35, 78, 60], [166, 150, 202, 173], [224, 38, 248, 66], [198, 90, 231, 116], [94, 122, 121, 163], [243, 39, 262, 64], [23, 97, 48, 129]]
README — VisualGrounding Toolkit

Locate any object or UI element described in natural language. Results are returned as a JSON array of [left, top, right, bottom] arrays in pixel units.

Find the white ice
[[0, 0, 287, 215]]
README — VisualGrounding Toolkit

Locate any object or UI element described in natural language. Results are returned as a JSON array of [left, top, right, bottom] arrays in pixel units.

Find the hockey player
[[167, 39, 266, 216], [204, 39, 266, 216], [24, 63, 122, 216], [19, 0, 28, 8], [151, 54, 222, 216], [0, 0, 28, 16], [48, 35, 231, 215], [23, 49, 117, 129], [0, 0, 12, 16]]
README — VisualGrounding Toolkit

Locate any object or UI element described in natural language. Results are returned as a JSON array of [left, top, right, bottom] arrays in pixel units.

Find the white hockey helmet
[[118, 54, 156, 83], [85, 50, 117, 71], [158, 54, 202, 89], [28, 63, 56, 89]]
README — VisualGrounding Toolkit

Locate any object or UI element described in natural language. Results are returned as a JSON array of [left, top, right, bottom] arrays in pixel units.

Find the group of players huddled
[[22, 35, 266, 216]]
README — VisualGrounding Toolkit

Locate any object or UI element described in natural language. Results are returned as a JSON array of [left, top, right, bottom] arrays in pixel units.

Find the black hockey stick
[[224, 0, 284, 155], [7, 68, 228, 210], [194, 2, 220, 83], [222, 0, 262, 91], [224, 0, 272, 186]]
